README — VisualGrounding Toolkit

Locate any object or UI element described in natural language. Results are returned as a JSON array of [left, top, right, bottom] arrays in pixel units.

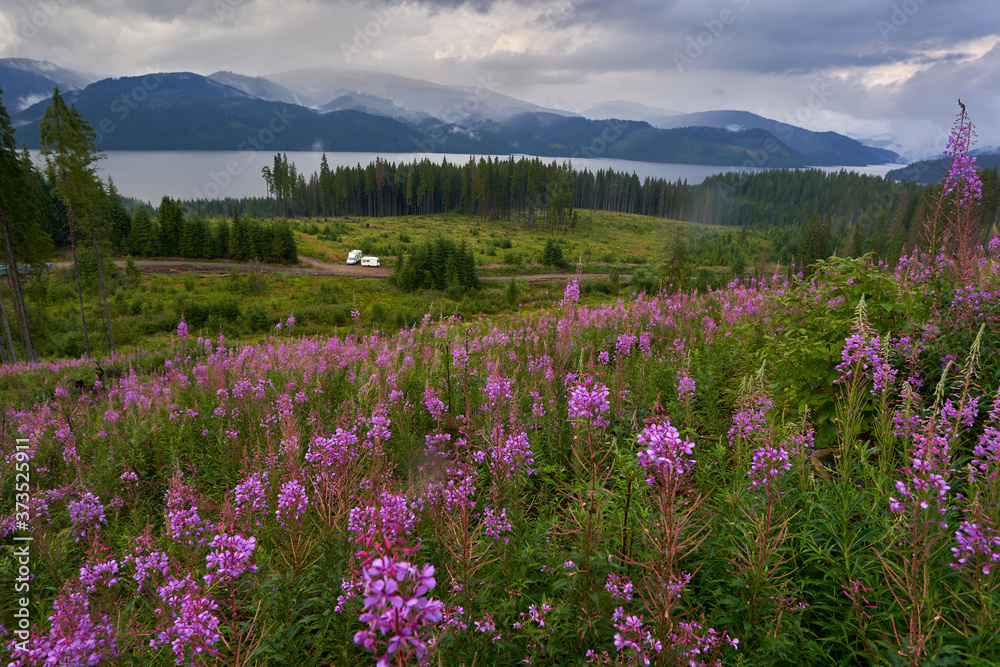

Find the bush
[[243, 302, 271, 332], [541, 239, 567, 268]]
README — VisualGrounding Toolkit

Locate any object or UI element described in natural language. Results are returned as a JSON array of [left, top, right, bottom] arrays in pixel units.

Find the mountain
[[581, 100, 682, 127], [11, 72, 439, 152], [651, 110, 898, 166], [9, 74, 803, 165], [4, 61, 895, 169], [886, 153, 1000, 184], [207, 71, 304, 105], [485, 112, 803, 166], [0, 58, 94, 112], [266, 67, 574, 123], [320, 91, 433, 125]]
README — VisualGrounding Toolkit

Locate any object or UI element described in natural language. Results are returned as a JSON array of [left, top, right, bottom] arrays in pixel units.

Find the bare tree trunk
[[89, 222, 115, 354], [0, 205, 36, 361], [0, 285, 15, 364], [67, 208, 91, 358]]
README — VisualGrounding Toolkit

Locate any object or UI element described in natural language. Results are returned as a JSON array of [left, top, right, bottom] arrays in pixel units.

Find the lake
[[30, 150, 906, 203]]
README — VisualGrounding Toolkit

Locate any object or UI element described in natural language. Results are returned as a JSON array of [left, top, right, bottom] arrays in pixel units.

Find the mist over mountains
[[2, 58, 899, 168]]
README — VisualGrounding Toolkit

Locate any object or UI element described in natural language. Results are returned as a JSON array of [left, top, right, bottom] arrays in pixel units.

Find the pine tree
[[541, 239, 566, 268], [158, 196, 184, 257], [842, 223, 862, 258], [129, 207, 158, 256], [229, 211, 250, 261], [40, 88, 112, 357], [870, 212, 889, 262], [797, 211, 831, 275], [105, 177, 132, 254], [0, 85, 51, 362]]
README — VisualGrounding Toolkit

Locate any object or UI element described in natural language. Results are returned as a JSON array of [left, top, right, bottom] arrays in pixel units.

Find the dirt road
[[55, 257, 607, 283]]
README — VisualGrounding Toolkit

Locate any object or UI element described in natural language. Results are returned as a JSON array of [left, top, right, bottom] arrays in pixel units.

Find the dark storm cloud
[[2, 0, 246, 21], [1, 0, 998, 154], [513, 0, 1000, 76]]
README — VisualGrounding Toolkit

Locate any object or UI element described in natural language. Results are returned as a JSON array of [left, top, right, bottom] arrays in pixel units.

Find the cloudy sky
[[2, 0, 999, 159]]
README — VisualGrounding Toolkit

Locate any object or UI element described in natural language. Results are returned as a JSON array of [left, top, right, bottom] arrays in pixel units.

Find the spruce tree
[[129, 207, 158, 256], [0, 85, 51, 362], [158, 196, 184, 257], [40, 88, 112, 357]]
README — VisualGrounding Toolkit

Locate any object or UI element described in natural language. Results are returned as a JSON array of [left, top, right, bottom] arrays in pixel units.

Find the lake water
[[30, 150, 906, 203]]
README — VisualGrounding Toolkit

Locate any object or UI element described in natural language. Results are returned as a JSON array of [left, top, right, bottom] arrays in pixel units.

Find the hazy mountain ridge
[[886, 153, 1000, 184], [207, 71, 304, 105], [0, 58, 94, 111], [266, 67, 574, 124], [652, 110, 897, 166], [2, 59, 897, 167]]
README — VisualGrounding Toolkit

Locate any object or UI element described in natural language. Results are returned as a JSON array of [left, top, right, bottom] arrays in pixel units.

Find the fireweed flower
[[667, 619, 739, 666], [176, 318, 188, 340], [950, 518, 1000, 575], [747, 444, 792, 491], [126, 547, 171, 592], [616, 333, 637, 357], [483, 506, 513, 542], [232, 471, 269, 525], [305, 429, 360, 468], [971, 387, 1000, 480], [474, 613, 497, 635], [524, 602, 553, 628], [275, 479, 309, 527], [567, 379, 611, 427], [7, 581, 120, 667], [605, 573, 634, 601], [426, 465, 476, 513], [676, 368, 696, 405], [942, 109, 983, 207], [150, 574, 222, 665], [483, 373, 514, 409], [422, 384, 446, 419], [364, 408, 392, 451], [609, 607, 662, 665], [353, 554, 444, 666], [836, 330, 895, 394], [888, 409, 962, 516], [989, 235, 1000, 256], [636, 419, 696, 487], [204, 533, 258, 585], [561, 279, 580, 306], [68, 491, 107, 543], [348, 491, 417, 541], [165, 478, 207, 546], [474, 428, 535, 479], [727, 394, 772, 447], [120, 471, 139, 491]]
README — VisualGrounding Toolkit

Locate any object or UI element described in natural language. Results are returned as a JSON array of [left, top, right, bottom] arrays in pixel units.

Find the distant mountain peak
[[0, 57, 96, 112]]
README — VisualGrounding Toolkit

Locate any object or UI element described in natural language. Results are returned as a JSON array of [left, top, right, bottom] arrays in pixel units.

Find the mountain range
[[1, 58, 898, 168], [885, 152, 1000, 184]]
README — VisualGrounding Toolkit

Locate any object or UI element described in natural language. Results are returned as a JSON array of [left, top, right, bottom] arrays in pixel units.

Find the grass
[[281, 210, 719, 270]]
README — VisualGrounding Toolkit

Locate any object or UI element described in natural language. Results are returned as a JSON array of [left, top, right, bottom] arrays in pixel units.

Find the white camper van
[[346, 249, 363, 265], [360, 256, 380, 267]]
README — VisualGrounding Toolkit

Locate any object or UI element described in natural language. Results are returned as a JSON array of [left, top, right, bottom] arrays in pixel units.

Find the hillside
[[0, 57, 93, 111], [653, 110, 898, 166], [886, 153, 1000, 184], [6, 73, 805, 165], [2, 62, 897, 167]]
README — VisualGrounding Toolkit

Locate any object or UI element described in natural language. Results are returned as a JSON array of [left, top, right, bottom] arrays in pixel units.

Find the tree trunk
[[89, 222, 115, 354], [67, 208, 91, 358], [0, 286, 14, 364], [0, 205, 36, 361]]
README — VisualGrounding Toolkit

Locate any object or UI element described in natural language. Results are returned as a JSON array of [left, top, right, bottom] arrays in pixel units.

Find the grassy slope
[[282, 210, 718, 271]]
